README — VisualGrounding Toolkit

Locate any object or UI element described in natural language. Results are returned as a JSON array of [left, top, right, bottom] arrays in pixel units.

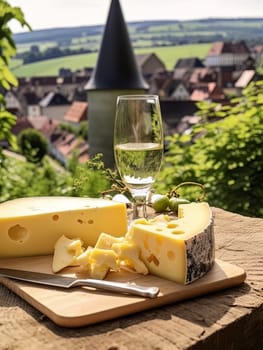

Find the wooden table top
[[0, 207, 262, 350]]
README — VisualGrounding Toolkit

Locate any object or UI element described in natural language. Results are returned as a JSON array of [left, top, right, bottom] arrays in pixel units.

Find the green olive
[[169, 197, 190, 213], [152, 194, 170, 213]]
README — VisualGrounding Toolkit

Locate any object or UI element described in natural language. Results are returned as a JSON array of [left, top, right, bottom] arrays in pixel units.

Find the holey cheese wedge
[[127, 202, 214, 284], [0, 196, 127, 258]]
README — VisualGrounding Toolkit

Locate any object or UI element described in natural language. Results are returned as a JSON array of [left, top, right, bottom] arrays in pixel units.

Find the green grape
[[152, 194, 170, 213]]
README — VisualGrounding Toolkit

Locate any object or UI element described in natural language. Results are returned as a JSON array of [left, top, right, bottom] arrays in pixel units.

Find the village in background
[[3, 18, 263, 167]]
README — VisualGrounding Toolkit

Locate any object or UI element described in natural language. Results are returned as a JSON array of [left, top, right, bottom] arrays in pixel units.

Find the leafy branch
[[0, 1, 31, 156], [156, 80, 263, 218]]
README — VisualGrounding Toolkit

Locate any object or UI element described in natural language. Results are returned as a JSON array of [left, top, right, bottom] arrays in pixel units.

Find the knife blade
[[0, 268, 159, 298]]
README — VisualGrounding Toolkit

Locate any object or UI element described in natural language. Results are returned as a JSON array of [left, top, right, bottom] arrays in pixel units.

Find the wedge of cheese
[[0, 196, 128, 258], [127, 202, 214, 284]]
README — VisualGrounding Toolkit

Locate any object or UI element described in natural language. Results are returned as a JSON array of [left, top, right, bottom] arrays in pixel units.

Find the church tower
[[85, 0, 148, 168]]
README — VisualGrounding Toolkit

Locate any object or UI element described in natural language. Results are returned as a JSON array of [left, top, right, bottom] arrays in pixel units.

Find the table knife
[[0, 267, 159, 298]]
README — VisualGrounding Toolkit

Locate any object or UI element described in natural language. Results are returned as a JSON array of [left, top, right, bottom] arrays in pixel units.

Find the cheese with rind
[[127, 202, 214, 284], [0, 196, 128, 258]]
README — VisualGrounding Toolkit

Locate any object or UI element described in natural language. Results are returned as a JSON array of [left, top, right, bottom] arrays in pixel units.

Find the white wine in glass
[[114, 95, 164, 219]]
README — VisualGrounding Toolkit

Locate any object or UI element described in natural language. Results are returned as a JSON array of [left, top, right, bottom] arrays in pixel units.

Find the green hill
[[14, 18, 263, 50], [12, 18, 263, 77], [12, 43, 212, 77]]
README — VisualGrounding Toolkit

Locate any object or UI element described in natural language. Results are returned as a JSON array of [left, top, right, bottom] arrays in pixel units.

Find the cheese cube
[[95, 232, 148, 274], [52, 235, 84, 273], [76, 248, 118, 279], [112, 241, 148, 275], [127, 202, 214, 284], [0, 196, 128, 258], [95, 232, 125, 249]]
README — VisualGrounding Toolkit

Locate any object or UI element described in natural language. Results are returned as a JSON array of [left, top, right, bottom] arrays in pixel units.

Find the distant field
[[10, 58, 23, 69], [135, 43, 212, 70], [12, 43, 212, 77], [16, 41, 57, 53], [12, 52, 98, 77]]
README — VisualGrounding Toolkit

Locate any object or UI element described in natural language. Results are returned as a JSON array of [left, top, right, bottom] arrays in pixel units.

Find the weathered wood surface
[[1, 207, 262, 350]]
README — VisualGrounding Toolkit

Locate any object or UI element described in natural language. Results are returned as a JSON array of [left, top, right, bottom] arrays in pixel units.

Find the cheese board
[[0, 255, 246, 328]]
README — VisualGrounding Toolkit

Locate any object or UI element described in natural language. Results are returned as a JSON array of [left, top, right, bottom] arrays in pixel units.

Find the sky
[[8, 0, 263, 34]]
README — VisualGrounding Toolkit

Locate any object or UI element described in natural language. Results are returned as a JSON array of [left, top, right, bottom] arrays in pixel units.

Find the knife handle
[[71, 279, 160, 298]]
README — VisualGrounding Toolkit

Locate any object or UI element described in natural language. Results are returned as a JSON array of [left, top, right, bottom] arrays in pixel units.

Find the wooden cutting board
[[0, 256, 246, 328]]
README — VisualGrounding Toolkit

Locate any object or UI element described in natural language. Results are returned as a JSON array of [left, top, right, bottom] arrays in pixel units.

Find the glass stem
[[132, 194, 148, 219]]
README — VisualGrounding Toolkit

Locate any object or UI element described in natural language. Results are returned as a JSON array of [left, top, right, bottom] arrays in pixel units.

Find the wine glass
[[114, 95, 164, 219]]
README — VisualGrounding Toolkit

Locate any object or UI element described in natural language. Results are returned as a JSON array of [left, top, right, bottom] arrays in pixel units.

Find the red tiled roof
[[77, 143, 89, 163], [190, 89, 209, 101], [64, 101, 88, 123], [26, 116, 59, 138], [190, 82, 219, 101], [40, 119, 60, 138], [208, 82, 217, 93], [12, 116, 59, 138], [251, 45, 263, 54], [53, 133, 75, 148], [27, 116, 50, 130], [235, 70, 255, 88], [11, 116, 59, 139], [208, 41, 250, 56], [55, 132, 89, 162]]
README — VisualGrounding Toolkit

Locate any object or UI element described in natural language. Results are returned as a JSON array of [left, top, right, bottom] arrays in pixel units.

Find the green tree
[[156, 80, 263, 218], [18, 128, 49, 163], [58, 121, 88, 139], [0, 1, 31, 156], [0, 156, 73, 201], [0, 2, 110, 202], [58, 122, 78, 134]]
